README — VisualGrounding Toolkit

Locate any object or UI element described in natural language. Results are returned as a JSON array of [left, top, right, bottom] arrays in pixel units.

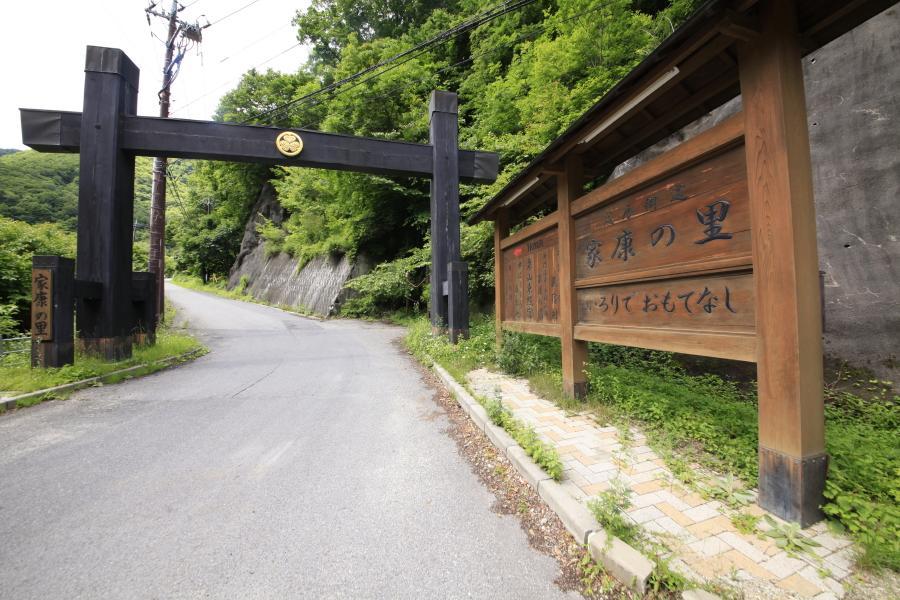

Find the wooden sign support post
[[738, 0, 827, 526], [77, 47, 140, 361], [31, 256, 75, 368], [558, 156, 588, 398]]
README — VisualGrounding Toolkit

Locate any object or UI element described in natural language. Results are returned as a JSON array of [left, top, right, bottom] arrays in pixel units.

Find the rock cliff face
[[609, 6, 899, 378], [227, 184, 369, 316]]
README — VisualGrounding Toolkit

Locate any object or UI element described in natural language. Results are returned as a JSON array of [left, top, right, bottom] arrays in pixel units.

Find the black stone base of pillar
[[78, 336, 133, 362], [131, 272, 158, 346], [758, 446, 828, 527]]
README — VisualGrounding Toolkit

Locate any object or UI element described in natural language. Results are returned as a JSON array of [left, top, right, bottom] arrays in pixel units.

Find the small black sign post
[[30, 256, 75, 368]]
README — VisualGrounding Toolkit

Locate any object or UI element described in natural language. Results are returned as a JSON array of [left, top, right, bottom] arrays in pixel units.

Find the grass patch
[[403, 315, 564, 480], [0, 308, 205, 407]]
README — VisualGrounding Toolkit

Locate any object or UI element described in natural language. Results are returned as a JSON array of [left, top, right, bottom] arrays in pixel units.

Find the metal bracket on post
[[30, 256, 75, 368], [447, 261, 469, 343]]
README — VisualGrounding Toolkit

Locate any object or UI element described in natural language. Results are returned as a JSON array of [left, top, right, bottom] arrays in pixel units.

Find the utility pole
[[145, 1, 203, 321]]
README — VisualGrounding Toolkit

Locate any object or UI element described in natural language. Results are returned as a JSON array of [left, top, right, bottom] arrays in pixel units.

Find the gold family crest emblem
[[275, 131, 304, 157]]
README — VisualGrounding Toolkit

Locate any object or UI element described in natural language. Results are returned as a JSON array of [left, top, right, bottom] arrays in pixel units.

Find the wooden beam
[[19, 110, 499, 184], [739, 0, 826, 526], [501, 321, 561, 338], [574, 324, 755, 362], [499, 212, 559, 250], [557, 156, 588, 399]]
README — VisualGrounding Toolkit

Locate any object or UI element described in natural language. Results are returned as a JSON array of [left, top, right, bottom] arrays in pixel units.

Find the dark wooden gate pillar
[[739, 0, 827, 526], [429, 90, 467, 340], [76, 46, 139, 360]]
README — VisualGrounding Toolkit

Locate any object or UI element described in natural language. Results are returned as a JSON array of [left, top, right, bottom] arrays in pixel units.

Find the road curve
[[0, 284, 577, 600]]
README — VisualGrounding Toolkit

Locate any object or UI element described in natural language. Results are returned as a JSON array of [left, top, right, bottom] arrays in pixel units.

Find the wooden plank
[[502, 227, 560, 325], [576, 271, 755, 335], [739, 0, 826, 526], [557, 155, 588, 398], [574, 253, 752, 288], [571, 114, 744, 217], [574, 144, 750, 284], [494, 210, 510, 345], [499, 212, 559, 250], [574, 324, 755, 362], [501, 321, 562, 338], [18, 110, 499, 184]]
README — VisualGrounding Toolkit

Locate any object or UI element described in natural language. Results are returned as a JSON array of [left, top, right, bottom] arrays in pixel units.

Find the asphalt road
[[0, 284, 578, 600]]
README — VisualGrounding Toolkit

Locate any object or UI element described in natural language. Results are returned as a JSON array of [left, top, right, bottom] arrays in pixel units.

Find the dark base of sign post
[[78, 336, 133, 362], [447, 261, 469, 344], [31, 340, 75, 369], [758, 447, 828, 527]]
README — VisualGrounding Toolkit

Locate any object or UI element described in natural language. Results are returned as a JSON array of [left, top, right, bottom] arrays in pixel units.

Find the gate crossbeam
[[20, 109, 498, 184]]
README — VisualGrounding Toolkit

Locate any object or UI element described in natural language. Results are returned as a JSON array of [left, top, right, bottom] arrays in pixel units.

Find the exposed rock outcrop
[[227, 184, 369, 316]]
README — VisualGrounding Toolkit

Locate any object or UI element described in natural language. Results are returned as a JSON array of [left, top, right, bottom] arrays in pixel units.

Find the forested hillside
[[0, 152, 156, 332], [168, 0, 699, 314]]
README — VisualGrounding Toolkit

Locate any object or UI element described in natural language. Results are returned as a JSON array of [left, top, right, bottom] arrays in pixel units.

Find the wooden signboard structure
[[472, 0, 894, 525], [21, 46, 498, 362]]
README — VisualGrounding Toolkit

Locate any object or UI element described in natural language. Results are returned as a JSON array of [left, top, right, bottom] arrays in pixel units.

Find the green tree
[[0, 217, 75, 333]]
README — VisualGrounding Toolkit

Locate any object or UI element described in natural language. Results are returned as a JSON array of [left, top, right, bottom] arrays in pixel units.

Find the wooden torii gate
[[21, 46, 498, 362]]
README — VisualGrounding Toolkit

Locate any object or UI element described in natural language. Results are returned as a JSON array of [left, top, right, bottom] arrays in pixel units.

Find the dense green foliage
[[0, 152, 155, 231], [0, 152, 79, 229], [0, 217, 75, 335], [404, 313, 900, 571], [168, 0, 699, 305]]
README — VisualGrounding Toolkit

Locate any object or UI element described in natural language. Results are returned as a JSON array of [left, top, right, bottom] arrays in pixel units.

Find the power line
[[288, 1, 613, 131], [171, 41, 303, 116], [204, 0, 264, 28], [244, 0, 539, 125]]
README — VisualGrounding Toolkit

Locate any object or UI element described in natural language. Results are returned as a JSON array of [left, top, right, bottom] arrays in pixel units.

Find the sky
[[0, 0, 312, 149]]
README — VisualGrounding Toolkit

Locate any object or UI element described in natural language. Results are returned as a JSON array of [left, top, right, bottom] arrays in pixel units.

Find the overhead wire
[[243, 0, 539, 125], [204, 0, 265, 29], [171, 40, 303, 116], [287, 1, 613, 131]]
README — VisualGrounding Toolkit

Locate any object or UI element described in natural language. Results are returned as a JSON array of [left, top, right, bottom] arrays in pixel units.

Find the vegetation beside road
[[0, 306, 205, 408], [402, 313, 900, 572]]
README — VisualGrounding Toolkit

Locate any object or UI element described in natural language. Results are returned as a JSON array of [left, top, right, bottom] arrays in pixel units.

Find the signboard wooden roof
[[470, 0, 895, 226]]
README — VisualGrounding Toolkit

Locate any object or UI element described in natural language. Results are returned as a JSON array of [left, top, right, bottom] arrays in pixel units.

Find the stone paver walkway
[[468, 368, 858, 600]]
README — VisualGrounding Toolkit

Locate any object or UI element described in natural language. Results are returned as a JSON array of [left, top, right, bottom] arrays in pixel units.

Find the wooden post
[[739, 0, 827, 526], [493, 209, 510, 348], [76, 46, 139, 360], [557, 156, 588, 398], [30, 256, 75, 368], [429, 90, 466, 339]]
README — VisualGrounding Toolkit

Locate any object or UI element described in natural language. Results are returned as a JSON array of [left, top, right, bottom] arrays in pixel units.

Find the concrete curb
[[431, 362, 656, 594], [0, 348, 205, 413]]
